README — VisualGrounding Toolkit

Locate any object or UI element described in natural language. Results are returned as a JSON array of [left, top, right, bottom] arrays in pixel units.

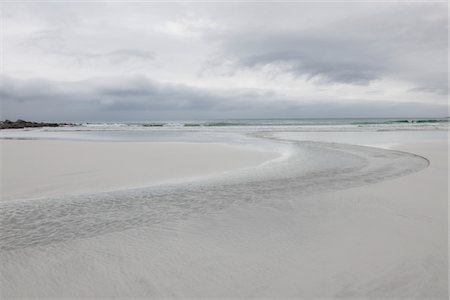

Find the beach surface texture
[[0, 121, 448, 298], [1, 140, 278, 201]]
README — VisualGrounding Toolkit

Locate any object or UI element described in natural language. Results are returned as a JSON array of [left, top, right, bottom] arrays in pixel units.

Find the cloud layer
[[2, 75, 445, 122], [1, 2, 448, 121]]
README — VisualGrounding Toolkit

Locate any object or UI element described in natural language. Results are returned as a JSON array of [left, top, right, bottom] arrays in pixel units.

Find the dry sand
[[277, 141, 448, 298], [0, 140, 279, 201]]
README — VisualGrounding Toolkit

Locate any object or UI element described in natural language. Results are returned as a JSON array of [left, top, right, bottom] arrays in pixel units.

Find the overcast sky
[[1, 2, 448, 121]]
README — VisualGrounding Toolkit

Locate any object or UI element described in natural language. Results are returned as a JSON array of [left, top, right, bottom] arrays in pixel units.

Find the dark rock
[[0, 119, 74, 129]]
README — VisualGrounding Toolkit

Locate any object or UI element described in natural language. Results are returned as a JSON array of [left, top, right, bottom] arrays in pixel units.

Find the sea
[[0, 117, 448, 143]]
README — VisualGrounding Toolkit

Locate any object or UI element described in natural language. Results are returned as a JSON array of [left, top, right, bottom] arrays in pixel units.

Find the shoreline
[[0, 139, 280, 201]]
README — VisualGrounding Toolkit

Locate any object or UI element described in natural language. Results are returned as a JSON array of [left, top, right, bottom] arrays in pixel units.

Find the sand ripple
[[0, 138, 428, 251]]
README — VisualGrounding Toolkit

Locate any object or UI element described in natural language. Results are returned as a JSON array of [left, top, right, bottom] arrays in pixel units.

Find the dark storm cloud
[[1, 76, 445, 122], [0, 75, 272, 120], [1, 76, 214, 111]]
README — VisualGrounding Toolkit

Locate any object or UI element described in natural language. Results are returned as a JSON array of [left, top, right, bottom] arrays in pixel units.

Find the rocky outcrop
[[0, 119, 72, 129]]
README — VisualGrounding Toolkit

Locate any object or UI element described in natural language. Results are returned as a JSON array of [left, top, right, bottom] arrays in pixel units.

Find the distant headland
[[0, 120, 74, 129]]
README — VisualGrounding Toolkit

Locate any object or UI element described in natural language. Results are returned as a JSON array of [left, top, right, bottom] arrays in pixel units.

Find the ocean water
[[82, 117, 449, 129], [0, 117, 447, 142]]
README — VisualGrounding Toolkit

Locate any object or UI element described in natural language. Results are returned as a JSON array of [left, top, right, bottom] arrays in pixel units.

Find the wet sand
[[0, 140, 279, 201]]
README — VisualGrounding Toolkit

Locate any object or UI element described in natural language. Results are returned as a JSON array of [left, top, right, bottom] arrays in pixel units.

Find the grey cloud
[[22, 30, 155, 70], [231, 34, 384, 85], [1, 76, 213, 111], [21, 30, 68, 52], [0, 75, 259, 121], [1, 76, 446, 122], [2, 3, 447, 121], [409, 86, 448, 96], [207, 4, 447, 91], [73, 49, 155, 69]]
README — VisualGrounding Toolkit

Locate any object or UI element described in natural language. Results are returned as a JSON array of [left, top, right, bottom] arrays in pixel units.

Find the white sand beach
[[0, 140, 279, 201], [0, 130, 447, 298], [2, 1, 447, 298]]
